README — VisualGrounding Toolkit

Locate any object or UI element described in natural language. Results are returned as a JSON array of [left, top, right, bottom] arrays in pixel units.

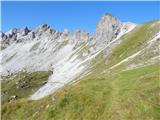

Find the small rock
[[15, 81, 19, 85], [46, 104, 50, 109], [51, 96, 56, 102], [1, 91, 6, 96], [10, 95, 17, 101], [42, 81, 47, 85]]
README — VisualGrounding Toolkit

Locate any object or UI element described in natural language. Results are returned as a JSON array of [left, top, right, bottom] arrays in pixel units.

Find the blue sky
[[2, 1, 159, 34]]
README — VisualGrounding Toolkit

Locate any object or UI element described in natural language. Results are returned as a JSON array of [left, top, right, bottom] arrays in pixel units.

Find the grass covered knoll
[[1, 71, 52, 104], [2, 63, 160, 120], [106, 20, 160, 68]]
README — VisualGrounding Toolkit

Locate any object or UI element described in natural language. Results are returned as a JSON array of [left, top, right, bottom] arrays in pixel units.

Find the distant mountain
[[1, 13, 160, 120]]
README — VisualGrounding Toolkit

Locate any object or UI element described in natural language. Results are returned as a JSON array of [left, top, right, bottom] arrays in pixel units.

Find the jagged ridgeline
[[1, 14, 160, 120]]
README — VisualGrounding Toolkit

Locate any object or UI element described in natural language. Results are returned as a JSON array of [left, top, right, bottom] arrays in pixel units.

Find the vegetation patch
[[1, 71, 52, 104]]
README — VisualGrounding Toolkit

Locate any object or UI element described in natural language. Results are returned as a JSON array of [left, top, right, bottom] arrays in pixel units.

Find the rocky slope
[[1, 13, 160, 120]]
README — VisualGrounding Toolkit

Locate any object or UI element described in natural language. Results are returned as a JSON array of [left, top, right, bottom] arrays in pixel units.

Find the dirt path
[[109, 78, 124, 120]]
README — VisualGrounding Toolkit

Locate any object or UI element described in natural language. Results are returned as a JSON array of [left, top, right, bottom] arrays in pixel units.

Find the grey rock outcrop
[[72, 29, 89, 45], [17, 27, 30, 36], [1, 32, 9, 49], [93, 13, 123, 48], [33, 24, 50, 36], [1, 27, 31, 49]]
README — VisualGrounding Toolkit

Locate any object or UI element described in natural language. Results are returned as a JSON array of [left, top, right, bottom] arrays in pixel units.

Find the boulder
[[10, 95, 17, 101]]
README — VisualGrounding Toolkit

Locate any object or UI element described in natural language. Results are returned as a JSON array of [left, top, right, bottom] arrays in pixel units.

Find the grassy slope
[[1, 21, 160, 120], [1, 71, 52, 104], [2, 63, 160, 120], [106, 21, 160, 68]]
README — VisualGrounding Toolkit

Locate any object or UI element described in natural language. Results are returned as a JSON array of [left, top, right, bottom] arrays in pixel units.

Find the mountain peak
[[105, 12, 113, 17], [93, 13, 123, 48], [34, 24, 50, 33]]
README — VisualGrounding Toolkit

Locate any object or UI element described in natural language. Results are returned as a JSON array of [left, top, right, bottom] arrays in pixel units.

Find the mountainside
[[1, 14, 160, 120]]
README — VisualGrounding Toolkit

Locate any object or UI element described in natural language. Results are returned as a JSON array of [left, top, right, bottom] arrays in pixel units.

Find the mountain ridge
[[1, 14, 136, 49]]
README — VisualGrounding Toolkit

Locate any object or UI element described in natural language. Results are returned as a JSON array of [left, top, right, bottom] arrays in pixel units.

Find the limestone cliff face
[[93, 13, 123, 48], [1, 24, 90, 50]]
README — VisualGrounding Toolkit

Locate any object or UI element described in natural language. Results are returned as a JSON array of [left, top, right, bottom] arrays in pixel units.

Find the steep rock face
[[0, 24, 91, 76], [93, 13, 123, 48], [1, 27, 31, 49], [1, 24, 90, 49]]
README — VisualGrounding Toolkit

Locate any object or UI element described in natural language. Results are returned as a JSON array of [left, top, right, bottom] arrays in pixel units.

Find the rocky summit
[[93, 13, 123, 47], [1, 13, 160, 120]]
